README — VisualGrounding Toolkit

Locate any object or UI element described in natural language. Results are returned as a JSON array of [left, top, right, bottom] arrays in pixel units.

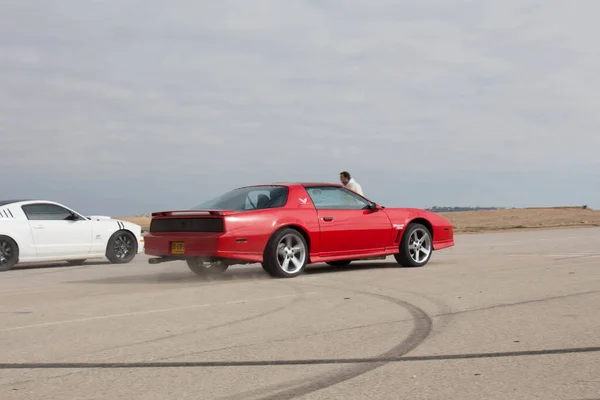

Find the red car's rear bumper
[[144, 232, 264, 263], [145, 232, 220, 255]]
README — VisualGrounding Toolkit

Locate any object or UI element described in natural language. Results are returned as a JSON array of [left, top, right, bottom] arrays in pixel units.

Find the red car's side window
[[305, 187, 368, 210]]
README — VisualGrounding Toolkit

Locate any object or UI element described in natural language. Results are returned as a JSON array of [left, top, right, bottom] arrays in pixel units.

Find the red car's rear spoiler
[[151, 210, 225, 217]]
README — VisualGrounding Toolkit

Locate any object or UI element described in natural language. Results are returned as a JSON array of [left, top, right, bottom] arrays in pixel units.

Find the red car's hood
[[383, 207, 452, 225]]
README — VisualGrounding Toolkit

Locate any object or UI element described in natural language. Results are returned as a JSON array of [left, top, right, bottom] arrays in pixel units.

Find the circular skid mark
[[219, 284, 433, 400], [324, 275, 457, 344]]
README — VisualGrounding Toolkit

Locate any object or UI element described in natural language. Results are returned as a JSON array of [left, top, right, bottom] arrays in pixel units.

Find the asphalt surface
[[1, 227, 599, 400]]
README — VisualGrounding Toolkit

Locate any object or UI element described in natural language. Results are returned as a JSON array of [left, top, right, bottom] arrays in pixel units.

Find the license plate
[[171, 241, 185, 255]]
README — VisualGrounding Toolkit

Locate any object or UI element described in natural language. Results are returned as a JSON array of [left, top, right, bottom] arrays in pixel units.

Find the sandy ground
[[1, 227, 599, 399], [118, 207, 600, 233], [440, 207, 600, 233]]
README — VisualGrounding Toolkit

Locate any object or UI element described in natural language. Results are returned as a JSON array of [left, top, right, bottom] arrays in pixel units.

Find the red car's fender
[[382, 207, 454, 250], [220, 184, 328, 259], [220, 208, 319, 258]]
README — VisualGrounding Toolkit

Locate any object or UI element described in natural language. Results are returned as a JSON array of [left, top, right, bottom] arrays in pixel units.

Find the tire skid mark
[[66, 272, 272, 288], [219, 282, 433, 400], [4, 346, 600, 369], [1, 283, 306, 389], [317, 275, 456, 344], [7, 281, 595, 395], [3, 264, 96, 279], [315, 277, 600, 334], [376, 288, 455, 346], [87, 283, 307, 359], [133, 311, 417, 363], [75, 274, 277, 300]]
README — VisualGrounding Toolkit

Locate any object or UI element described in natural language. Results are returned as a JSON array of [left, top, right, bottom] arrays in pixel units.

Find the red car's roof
[[241, 182, 343, 188]]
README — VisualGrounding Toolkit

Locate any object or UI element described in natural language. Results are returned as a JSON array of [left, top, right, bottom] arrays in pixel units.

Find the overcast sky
[[1, 0, 598, 216]]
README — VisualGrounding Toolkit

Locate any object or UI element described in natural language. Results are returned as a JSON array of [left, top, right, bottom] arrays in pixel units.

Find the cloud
[[1, 0, 598, 214]]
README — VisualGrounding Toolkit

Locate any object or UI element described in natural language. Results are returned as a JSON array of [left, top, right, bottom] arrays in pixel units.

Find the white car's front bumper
[[137, 235, 145, 253]]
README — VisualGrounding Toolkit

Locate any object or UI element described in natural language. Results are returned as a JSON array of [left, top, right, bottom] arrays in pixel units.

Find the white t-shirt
[[346, 178, 364, 196]]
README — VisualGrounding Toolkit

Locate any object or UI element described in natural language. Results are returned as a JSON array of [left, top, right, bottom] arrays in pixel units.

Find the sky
[[1, 0, 599, 216]]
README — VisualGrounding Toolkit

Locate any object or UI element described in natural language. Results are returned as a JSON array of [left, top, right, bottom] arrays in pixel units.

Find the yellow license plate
[[171, 241, 185, 255]]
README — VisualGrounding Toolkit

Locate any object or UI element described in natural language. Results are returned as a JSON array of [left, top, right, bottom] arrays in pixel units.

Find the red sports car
[[144, 182, 455, 278]]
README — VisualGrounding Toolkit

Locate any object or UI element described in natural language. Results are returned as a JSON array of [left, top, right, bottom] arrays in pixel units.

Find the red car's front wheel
[[394, 223, 433, 268]]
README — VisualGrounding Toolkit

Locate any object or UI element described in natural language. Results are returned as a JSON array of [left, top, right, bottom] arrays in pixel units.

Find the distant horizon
[[1, 194, 596, 218], [116, 204, 595, 218]]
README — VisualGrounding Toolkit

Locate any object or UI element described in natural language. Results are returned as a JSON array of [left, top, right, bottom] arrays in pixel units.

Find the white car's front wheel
[[0, 235, 18, 272], [106, 231, 137, 264]]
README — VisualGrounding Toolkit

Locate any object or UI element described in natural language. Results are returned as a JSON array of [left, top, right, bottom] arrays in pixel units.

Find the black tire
[[0, 235, 19, 272], [326, 260, 352, 266], [261, 228, 308, 278], [393, 223, 433, 268], [186, 257, 229, 276], [66, 259, 86, 265], [106, 230, 138, 264]]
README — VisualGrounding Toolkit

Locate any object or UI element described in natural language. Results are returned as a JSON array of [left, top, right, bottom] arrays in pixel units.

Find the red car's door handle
[[322, 216, 334, 221]]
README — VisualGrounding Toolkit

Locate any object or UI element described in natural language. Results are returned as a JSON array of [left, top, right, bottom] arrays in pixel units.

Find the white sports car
[[0, 199, 144, 271]]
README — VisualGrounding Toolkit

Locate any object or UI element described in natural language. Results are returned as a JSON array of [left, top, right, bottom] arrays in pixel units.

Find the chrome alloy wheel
[[276, 233, 307, 274], [113, 234, 133, 259], [408, 227, 432, 263]]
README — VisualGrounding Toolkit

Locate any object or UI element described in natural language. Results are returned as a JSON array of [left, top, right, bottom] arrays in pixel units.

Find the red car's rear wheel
[[262, 228, 308, 278], [186, 257, 229, 276]]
